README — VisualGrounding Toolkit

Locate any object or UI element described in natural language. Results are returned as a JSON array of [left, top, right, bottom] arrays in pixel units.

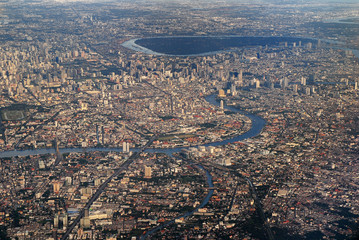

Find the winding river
[[0, 95, 266, 158], [122, 36, 317, 56], [2, 34, 357, 238], [0, 94, 266, 239]]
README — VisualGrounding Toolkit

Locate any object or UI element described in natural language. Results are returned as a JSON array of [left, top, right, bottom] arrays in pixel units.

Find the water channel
[[0, 94, 266, 238], [0, 95, 266, 158], [1, 34, 358, 238]]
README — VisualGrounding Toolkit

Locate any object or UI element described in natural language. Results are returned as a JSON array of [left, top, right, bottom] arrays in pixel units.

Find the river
[[122, 36, 317, 56], [0, 95, 266, 158], [0, 94, 266, 239]]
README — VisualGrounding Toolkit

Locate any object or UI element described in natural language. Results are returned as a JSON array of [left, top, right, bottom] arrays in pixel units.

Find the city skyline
[[0, 0, 358, 239]]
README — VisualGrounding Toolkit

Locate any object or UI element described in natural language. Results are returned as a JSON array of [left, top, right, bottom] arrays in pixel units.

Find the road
[[60, 135, 157, 240], [201, 162, 275, 240], [140, 161, 214, 240], [245, 175, 275, 240]]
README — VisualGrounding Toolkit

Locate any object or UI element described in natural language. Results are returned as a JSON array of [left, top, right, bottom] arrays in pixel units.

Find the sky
[[36, 0, 359, 2], [20, 0, 359, 5]]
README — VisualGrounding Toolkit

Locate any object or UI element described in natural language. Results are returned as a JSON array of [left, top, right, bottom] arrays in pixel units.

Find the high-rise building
[[293, 84, 298, 93], [53, 181, 60, 194], [123, 142, 127, 152], [218, 89, 225, 98], [256, 80, 260, 89], [306, 87, 311, 95], [145, 166, 152, 179], [223, 158, 231, 166], [80, 101, 88, 111], [63, 213, 68, 230], [65, 176, 72, 186], [81, 187, 92, 197], [238, 69, 243, 86], [301, 77, 306, 86], [94, 178, 102, 186], [282, 78, 289, 89], [311, 86, 316, 94], [81, 209, 91, 229], [220, 100, 224, 109], [39, 160, 45, 169], [230, 84, 236, 95], [54, 214, 59, 228]]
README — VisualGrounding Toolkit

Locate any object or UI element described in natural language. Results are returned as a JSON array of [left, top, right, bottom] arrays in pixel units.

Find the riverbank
[[0, 94, 266, 158]]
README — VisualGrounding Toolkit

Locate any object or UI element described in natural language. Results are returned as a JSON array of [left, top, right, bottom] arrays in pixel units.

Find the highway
[[142, 153, 274, 240], [140, 161, 214, 240], [60, 135, 157, 240], [245, 175, 275, 240], [201, 162, 275, 240]]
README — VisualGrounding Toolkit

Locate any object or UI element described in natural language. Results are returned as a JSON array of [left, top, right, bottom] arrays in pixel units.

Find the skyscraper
[[54, 214, 59, 228], [63, 213, 68, 230], [301, 77, 306, 86], [145, 166, 152, 178], [65, 176, 72, 186], [53, 181, 60, 194], [256, 79, 260, 89], [123, 142, 127, 152], [283, 78, 289, 89], [238, 69, 243, 86], [306, 87, 311, 95], [293, 84, 298, 93], [218, 89, 225, 98], [81, 208, 90, 229]]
